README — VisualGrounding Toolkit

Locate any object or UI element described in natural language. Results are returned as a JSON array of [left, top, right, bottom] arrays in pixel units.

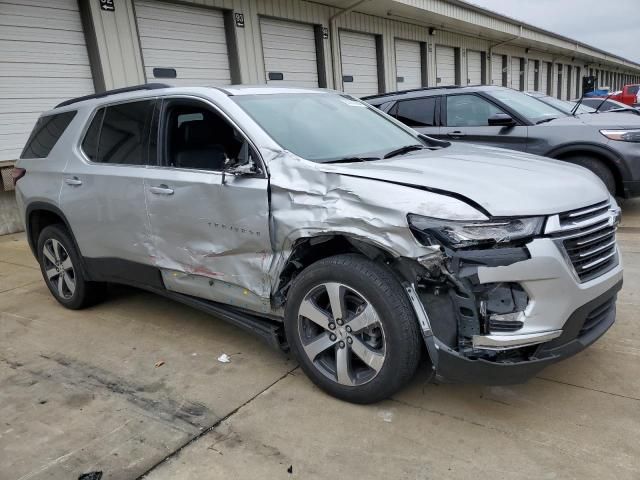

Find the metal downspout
[[488, 25, 522, 85]]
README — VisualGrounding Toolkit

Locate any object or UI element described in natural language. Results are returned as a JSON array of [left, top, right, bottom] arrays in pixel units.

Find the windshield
[[536, 95, 595, 114], [486, 88, 565, 123], [233, 93, 423, 163]]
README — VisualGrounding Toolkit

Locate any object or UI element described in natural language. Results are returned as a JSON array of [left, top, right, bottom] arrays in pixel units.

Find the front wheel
[[284, 254, 422, 404]]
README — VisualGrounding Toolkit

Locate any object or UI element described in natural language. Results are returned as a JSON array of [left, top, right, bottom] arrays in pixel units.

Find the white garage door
[[260, 18, 319, 88], [491, 54, 503, 86], [511, 57, 522, 90], [0, 0, 94, 161], [395, 39, 422, 90], [135, 0, 231, 87], [540, 62, 549, 94], [467, 50, 482, 85], [527, 61, 536, 91], [435, 45, 456, 85], [558, 65, 566, 99], [340, 31, 379, 97]]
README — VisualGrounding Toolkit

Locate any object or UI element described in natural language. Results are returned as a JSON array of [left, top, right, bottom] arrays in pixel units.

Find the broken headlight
[[408, 214, 544, 249]]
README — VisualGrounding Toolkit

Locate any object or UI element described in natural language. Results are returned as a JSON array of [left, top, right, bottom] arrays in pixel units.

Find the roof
[[52, 84, 337, 113], [363, 85, 504, 103]]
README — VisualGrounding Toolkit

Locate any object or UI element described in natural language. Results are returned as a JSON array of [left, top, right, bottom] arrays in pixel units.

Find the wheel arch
[[25, 202, 89, 277], [546, 143, 630, 195], [273, 234, 400, 308]]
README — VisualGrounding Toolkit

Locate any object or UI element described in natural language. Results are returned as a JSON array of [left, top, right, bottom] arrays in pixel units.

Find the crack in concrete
[[536, 376, 640, 402], [0, 279, 42, 294], [136, 366, 300, 479]]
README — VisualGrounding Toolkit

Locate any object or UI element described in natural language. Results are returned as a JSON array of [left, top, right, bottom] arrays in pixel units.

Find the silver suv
[[14, 84, 623, 403]]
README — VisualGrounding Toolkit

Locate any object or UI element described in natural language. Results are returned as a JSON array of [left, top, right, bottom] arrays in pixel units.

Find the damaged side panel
[[142, 167, 274, 313], [266, 150, 482, 294]]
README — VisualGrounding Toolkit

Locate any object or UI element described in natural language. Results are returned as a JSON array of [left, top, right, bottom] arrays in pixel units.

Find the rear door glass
[[81, 100, 156, 165], [21, 111, 77, 159], [394, 98, 437, 127]]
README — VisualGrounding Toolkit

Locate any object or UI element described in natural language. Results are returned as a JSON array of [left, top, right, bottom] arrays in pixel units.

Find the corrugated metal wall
[[84, 0, 640, 100]]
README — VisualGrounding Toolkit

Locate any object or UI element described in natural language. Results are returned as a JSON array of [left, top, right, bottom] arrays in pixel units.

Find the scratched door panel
[[143, 167, 273, 313]]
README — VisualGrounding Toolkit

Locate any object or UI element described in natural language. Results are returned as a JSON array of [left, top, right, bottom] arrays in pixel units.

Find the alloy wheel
[[42, 238, 76, 299], [297, 282, 386, 386]]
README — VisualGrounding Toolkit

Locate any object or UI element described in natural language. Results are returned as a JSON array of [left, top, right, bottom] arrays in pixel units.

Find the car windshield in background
[[233, 93, 423, 163], [487, 88, 565, 123], [629, 85, 639, 94], [538, 95, 595, 114]]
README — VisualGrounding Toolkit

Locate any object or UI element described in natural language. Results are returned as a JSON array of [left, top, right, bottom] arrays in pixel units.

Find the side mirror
[[488, 113, 516, 127], [225, 159, 261, 176]]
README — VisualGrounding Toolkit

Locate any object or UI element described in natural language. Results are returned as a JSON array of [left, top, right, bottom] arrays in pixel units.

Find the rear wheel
[[564, 155, 616, 195], [284, 254, 422, 404], [37, 224, 105, 309]]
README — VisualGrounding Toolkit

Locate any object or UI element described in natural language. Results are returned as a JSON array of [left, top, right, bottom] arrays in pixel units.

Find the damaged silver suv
[[15, 84, 623, 403]]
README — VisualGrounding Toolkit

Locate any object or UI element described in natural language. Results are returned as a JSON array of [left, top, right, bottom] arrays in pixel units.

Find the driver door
[[439, 94, 529, 151], [144, 97, 272, 312]]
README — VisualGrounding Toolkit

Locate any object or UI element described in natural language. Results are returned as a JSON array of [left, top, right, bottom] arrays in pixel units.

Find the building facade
[[1, 0, 640, 232]]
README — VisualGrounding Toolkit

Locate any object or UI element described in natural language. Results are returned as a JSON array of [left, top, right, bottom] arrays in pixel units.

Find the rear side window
[[81, 100, 156, 165], [21, 111, 77, 159], [394, 98, 437, 127], [628, 86, 639, 94]]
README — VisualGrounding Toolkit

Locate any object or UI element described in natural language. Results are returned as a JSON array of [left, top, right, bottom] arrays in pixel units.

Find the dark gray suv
[[365, 86, 640, 197]]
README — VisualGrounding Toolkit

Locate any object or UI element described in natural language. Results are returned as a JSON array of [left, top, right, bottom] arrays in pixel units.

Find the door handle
[[446, 131, 466, 138], [64, 177, 82, 186], [149, 184, 174, 195]]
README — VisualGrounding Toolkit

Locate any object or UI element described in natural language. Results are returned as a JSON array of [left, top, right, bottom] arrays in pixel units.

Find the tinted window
[[394, 98, 437, 127], [628, 86, 639, 94], [85, 100, 155, 165], [81, 108, 104, 162], [21, 111, 77, 159], [446, 94, 504, 127]]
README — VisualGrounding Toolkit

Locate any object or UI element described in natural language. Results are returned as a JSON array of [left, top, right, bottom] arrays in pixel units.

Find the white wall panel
[[260, 17, 319, 88], [0, 0, 94, 161], [339, 30, 378, 97], [395, 39, 422, 89], [135, 0, 231, 86], [467, 50, 482, 84], [435, 45, 456, 85]]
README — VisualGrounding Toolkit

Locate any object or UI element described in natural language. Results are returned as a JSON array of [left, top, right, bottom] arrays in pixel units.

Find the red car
[[610, 84, 640, 107]]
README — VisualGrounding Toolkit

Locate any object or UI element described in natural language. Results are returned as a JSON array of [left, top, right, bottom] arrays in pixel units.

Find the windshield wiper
[[324, 156, 380, 164], [536, 117, 558, 125], [383, 144, 426, 159]]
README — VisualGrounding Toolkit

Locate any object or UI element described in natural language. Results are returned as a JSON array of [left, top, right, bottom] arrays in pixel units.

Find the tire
[[284, 254, 422, 404], [37, 224, 105, 310], [564, 156, 616, 195]]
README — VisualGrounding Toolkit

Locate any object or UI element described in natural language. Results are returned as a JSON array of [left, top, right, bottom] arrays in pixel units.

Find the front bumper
[[417, 230, 623, 384], [429, 278, 621, 384]]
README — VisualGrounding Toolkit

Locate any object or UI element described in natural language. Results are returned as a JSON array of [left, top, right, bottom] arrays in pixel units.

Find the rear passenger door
[[440, 94, 529, 151], [388, 96, 440, 137], [61, 99, 158, 269]]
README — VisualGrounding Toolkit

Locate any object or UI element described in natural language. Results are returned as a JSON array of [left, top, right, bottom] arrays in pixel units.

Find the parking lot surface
[[1, 200, 640, 480]]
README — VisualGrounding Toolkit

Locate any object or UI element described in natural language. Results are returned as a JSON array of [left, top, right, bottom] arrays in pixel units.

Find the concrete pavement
[[1, 201, 640, 479]]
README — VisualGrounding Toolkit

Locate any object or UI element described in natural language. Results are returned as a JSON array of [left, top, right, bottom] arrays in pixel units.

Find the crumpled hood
[[316, 143, 609, 217]]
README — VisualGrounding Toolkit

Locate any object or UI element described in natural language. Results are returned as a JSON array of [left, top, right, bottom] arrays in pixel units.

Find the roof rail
[[362, 85, 464, 100], [55, 83, 172, 109]]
